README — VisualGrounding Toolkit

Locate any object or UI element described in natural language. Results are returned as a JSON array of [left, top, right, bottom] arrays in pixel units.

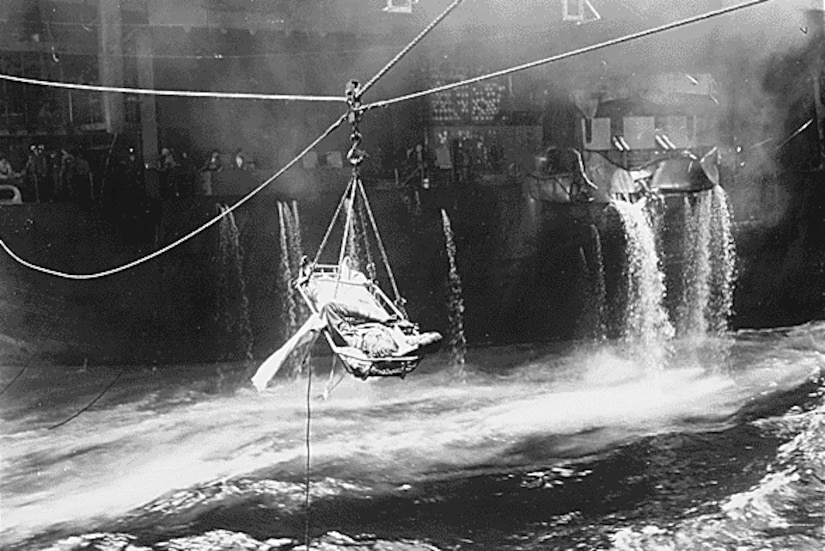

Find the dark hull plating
[[0, 171, 822, 366]]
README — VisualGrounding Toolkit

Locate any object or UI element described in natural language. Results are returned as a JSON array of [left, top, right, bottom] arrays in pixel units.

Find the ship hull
[[0, 171, 821, 366]]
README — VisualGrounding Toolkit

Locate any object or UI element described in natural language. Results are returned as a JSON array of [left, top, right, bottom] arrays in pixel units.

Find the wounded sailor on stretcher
[[251, 258, 441, 391], [311, 260, 441, 356]]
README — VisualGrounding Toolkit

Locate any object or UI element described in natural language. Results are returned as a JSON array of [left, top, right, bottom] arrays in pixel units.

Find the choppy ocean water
[[1, 322, 823, 550]]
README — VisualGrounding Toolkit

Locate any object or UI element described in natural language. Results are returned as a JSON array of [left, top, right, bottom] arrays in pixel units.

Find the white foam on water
[[1, 326, 821, 545]]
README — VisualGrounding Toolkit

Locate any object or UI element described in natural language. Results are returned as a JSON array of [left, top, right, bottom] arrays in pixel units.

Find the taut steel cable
[[361, 0, 775, 112], [0, 73, 346, 103], [359, 0, 465, 97]]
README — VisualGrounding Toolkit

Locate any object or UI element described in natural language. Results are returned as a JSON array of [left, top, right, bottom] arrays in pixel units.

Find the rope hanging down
[[0, 315, 53, 396], [298, 1, 463, 526], [0, 73, 346, 103], [0, 113, 348, 280], [0, 1, 769, 281], [0, 0, 460, 281], [48, 368, 125, 430], [360, 0, 774, 112], [303, 363, 313, 550]]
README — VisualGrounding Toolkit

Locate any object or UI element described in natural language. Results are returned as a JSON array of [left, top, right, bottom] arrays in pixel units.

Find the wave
[[39, 529, 443, 551], [5, 323, 825, 549], [608, 381, 825, 550]]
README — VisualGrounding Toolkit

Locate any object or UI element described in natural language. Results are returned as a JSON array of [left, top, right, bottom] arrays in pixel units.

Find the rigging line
[[0, 313, 56, 396], [338, 177, 357, 268], [0, 113, 348, 280], [0, 363, 30, 396], [359, 0, 465, 97], [356, 201, 376, 280], [312, 173, 355, 267], [304, 362, 313, 550], [356, 178, 402, 304], [585, 148, 695, 172], [100, 132, 119, 199], [776, 117, 814, 150], [0, 73, 346, 103], [48, 368, 125, 430], [361, 0, 774, 111]]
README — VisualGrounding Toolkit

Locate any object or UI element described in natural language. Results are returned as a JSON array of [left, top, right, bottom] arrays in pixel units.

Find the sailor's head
[[361, 325, 398, 358]]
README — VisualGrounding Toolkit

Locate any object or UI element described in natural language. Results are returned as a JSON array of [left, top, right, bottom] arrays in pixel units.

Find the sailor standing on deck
[[57, 148, 75, 201], [24, 145, 47, 202], [157, 147, 180, 198], [200, 149, 223, 196]]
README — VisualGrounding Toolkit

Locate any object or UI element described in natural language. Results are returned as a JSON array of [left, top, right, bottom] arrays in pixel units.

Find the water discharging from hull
[[287, 201, 304, 276], [441, 209, 466, 373], [611, 200, 674, 346], [677, 187, 736, 337], [216, 205, 254, 361], [678, 193, 712, 337], [286, 200, 310, 322], [708, 186, 736, 334], [277, 202, 306, 376]]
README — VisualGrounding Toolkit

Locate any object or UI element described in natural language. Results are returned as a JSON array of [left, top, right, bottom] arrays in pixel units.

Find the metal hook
[[345, 80, 366, 167]]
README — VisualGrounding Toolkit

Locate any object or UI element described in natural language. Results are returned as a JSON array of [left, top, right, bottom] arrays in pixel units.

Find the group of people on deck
[[0, 145, 93, 202], [0, 141, 265, 204], [197, 148, 256, 196]]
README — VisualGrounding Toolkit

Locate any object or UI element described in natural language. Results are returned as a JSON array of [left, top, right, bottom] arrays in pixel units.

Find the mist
[[142, 0, 820, 207]]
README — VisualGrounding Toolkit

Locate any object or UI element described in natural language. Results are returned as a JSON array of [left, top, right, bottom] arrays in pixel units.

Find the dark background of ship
[[0, 0, 822, 366]]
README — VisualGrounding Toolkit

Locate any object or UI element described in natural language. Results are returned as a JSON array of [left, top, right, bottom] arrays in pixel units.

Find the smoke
[[427, 0, 818, 224], [425, 0, 815, 154], [150, 22, 430, 201], [146, 0, 819, 209]]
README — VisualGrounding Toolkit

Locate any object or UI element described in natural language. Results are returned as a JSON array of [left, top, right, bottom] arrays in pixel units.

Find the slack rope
[[0, 73, 346, 103], [0, 315, 55, 396], [304, 363, 313, 549], [48, 368, 125, 430], [361, 0, 774, 112], [0, 113, 347, 280], [0, 365, 30, 396]]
